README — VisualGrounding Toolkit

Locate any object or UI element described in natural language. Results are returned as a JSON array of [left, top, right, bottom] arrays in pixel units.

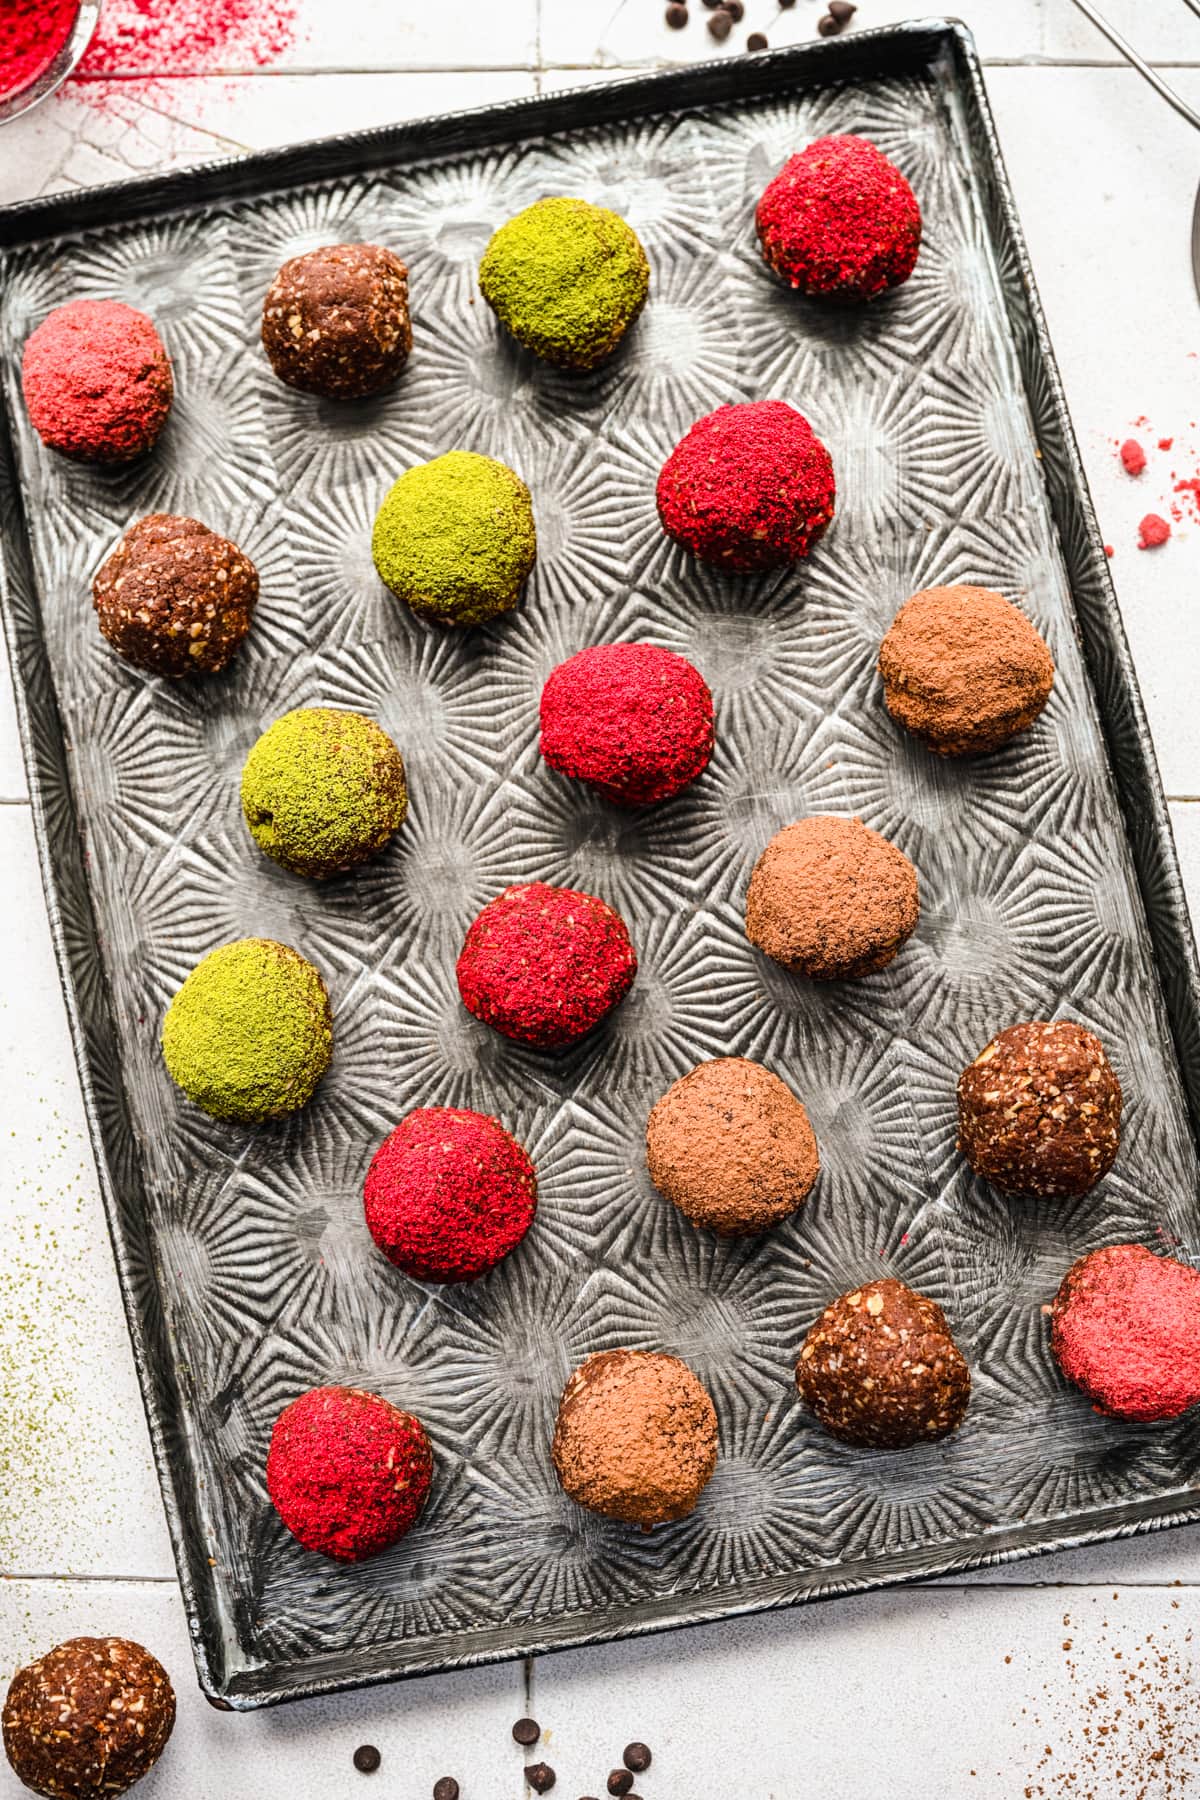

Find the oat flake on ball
[[2, 1636, 175, 1800], [539, 641, 714, 807], [957, 1020, 1122, 1197], [756, 134, 921, 300], [267, 1384, 432, 1561]]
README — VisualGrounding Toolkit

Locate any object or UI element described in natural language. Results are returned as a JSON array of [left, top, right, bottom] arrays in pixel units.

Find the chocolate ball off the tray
[[92, 513, 258, 677], [552, 1348, 718, 1525], [646, 1056, 819, 1236], [478, 196, 650, 370], [539, 641, 714, 807], [241, 707, 408, 879], [3, 1637, 175, 1800], [878, 584, 1055, 756], [657, 400, 835, 572], [22, 299, 174, 463], [957, 1020, 1122, 1197], [1050, 1243, 1200, 1422], [745, 814, 919, 979], [756, 135, 921, 301], [796, 1279, 971, 1447], [372, 450, 536, 627], [267, 1384, 432, 1561], [161, 938, 332, 1124], [457, 881, 637, 1051], [261, 243, 412, 399]]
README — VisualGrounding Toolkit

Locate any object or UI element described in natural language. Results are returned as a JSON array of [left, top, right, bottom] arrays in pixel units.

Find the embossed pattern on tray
[[3, 28, 1200, 1707]]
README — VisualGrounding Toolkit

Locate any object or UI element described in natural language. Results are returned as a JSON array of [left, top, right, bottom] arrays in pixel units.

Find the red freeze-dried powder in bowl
[[540, 642, 714, 807], [267, 1385, 432, 1562], [364, 1107, 537, 1284], [0, 0, 79, 100], [1050, 1243, 1200, 1421]]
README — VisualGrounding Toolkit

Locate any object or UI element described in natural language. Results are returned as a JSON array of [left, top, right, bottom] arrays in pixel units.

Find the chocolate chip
[[527, 1767, 557, 1795], [816, 11, 840, 32], [623, 1746, 652, 1774], [707, 8, 733, 37], [433, 1782, 459, 1800], [665, 1, 689, 21], [828, 0, 857, 17], [513, 1719, 541, 1747], [353, 1746, 381, 1774], [608, 1775, 634, 1797], [701, 0, 723, 8], [746, 29, 768, 47], [724, 0, 744, 18]]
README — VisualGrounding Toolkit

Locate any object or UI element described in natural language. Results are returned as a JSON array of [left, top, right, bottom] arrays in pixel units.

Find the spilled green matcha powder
[[242, 707, 407, 880], [372, 449, 536, 627], [161, 938, 332, 1124], [478, 195, 650, 369]]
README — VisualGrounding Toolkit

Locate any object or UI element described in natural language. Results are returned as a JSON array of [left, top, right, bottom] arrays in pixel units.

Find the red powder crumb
[[364, 1107, 537, 1284], [0, 0, 78, 100], [1103, 544, 1114, 558], [1119, 438, 1146, 476], [540, 642, 714, 808], [457, 881, 637, 1051], [1174, 476, 1200, 521], [657, 399, 836, 572], [1138, 513, 1171, 550], [21, 299, 173, 463], [1050, 1243, 1200, 1420], [76, 0, 296, 77], [755, 134, 922, 299], [1160, 436, 1175, 450], [266, 1385, 432, 1562]]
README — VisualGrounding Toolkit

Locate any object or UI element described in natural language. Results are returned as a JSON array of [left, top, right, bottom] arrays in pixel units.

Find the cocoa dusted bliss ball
[[2, 1637, 175, 1799], [261, 243, 412, 399], [745, 814, 919, 979], [957, 1020, 1122, 1197], [552, 1348, 718, 1526], [92, 513, 258, 677], [796, 1279, 971, 1448]]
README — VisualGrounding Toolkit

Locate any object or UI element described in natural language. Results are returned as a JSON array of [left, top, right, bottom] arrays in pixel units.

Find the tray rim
[[4, 16, 1200, 1710]]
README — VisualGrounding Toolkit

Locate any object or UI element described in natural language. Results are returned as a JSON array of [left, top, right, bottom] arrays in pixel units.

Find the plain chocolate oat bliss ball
[[796, 1279, 971, 1448], [92, 513, 257, 677], [261, 243, 412, 398], [957, 1020, 1122, 1197], [3, 1637, 175, 1799]]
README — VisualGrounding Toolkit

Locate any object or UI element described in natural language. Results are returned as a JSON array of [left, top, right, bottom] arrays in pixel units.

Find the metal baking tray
[[4, 18, 1200, 1712]]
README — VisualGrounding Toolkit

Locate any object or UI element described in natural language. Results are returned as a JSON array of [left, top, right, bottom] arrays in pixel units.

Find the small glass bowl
[[0, 0, 101, 128]]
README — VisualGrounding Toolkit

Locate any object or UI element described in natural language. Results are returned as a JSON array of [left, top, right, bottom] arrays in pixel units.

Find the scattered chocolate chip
[[353, 1746, 382, 1775], [433, 1782, 459, 1800], [701, 0, 723, 8], [608, 1775, 634, 1798], [665, 2, 689, 23], [724, 0, 744, 18], [817, 11, 839, 32], [747, 29, 769, 48], [707, 8, 733, 37], [623, 1746, 652, 1774], [527, 1767, 557, 1795], [828, 0, 857, 17], [514, 1719, 542, 1747], [778, 0, 796, 7]]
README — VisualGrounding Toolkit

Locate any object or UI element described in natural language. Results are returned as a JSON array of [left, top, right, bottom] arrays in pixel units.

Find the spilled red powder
[[1119, 438, 1146, 476], [266, 1385, 432, 1563], [1174, 476, 1200, 522], [0, 0, 78, 100], [75, 0, 295, 79], [1138, 513, 1170, 550], [1103, 544, 1114, 558], [1160, 436, 1175, 450]]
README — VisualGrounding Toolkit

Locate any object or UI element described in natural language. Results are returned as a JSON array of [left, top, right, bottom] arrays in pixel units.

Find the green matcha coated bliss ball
[[241, 707, 407, 880], [478, 196, 650, 370], [162, 938, 332, 1124], [372, 449, 537, 627]]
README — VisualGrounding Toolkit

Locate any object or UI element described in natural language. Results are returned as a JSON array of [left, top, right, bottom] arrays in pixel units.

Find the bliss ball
[[162, 937, 332, 1124], [372, 450, 536, 627], [1050, 1244, 1200, 1422], [646, 1056, 819, 1236], [878, 584, 1055, 756], [457, 881, 637, 1051], [746, 814, 919, 979], [241, 707, 407, 880], [479, 196, 650, 370], [261, 243, 412, 399], [756, 135, 921, 300], [539, 642, 714, 807], [364, 1106, 537, 1283], [957, 1020, 1122, 1198], [21, 299, 174, 463], [552, 1348, 718, 1526], [796, 1279, 971, 1447], [92, 513, 258, 678], [267, 1384, 432, 1561], [657, 400, 835, 572], [3, 1637, 175, 1800]]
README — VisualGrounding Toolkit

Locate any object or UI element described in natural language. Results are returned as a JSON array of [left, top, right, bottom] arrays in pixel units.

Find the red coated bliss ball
[[756, 135, 922, 301], [1049, 1244, 1200, 1423], [540, 642, 714, 807], [22, 299, 174, 462], [457, 881, 637, 1051], [657, 400, 835, 572], [267, 1384, 432, 1561], [364, 1106, 537, 1283]]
